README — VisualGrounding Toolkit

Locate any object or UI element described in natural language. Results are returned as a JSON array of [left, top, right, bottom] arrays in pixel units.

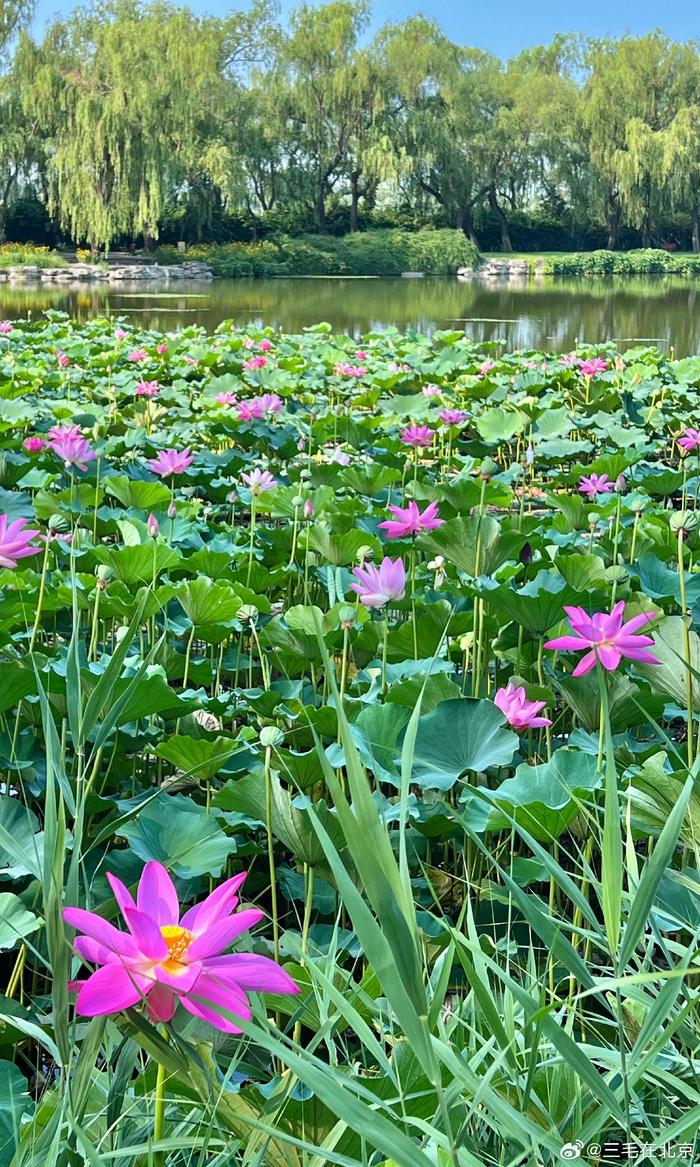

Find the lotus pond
[[2, 315, 700, 1163]]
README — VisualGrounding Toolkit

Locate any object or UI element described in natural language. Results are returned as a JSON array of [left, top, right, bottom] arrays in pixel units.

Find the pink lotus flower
[[544, 601, 660, 677], [48, 423, 81, 442], [350, 556, 406, 608], [679, 428, 700, 454], [23, 437, 45, 453], [243, 337, 256, 349], [241, 468, 277, 494], [258, 339, 272, 352], [215, 392, 237, 406], [128, 349, 148, 363], [136, 380, 159, 398], [50, 434, 97, 471], [579, 472, 615, 498], [579, 358, 608, 377], [0, 514, 41, 569], [560, 353, 580, 367], [326, 446, 351, 466], [64, 860, 298, 1031], [147, 448, 193, 477], [114, 329, 127, 340], [494, 682, 552, 730], [243, 356, 267, 370], [379, 500, 442, 539], [56, 350, 70, 368], [258, 393, 283, 415], [157, 344, 168, 355], [0, 321, 13, 334], [479, 360, 496, 375], [400, 425, 434, 448], [237, 400, 265, 421], [185, 356, 198, 367], [438, 409, 468, 427], [422, 384, 441, 398], [333, 363, 365, 377], [356, 350, 368, 361]]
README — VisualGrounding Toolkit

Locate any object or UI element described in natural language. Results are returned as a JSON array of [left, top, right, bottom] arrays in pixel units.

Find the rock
[[401, 271, 425, 278]]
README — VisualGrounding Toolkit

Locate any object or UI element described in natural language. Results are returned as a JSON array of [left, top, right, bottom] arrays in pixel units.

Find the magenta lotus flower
[[243, 356, 267, 370], [356, 350, 368, 361], [136, 380, 159, 398], [0, 321, 13, 334], [56, 350, 70, 368], [379, 500, 443, 539], [544, 601, 660, 677], [64, 860, 299, 1031], [579, 358, 608, 377], [147, 448, 193, 477], [215, 392, 237, 405], [241, 468, 277, 494], [400, 425, 434, 448], [438, 409, 468, 427], [23, 437, 45, 453], [128, 348, 148, 363], [494, 682, 552, 730], [679, 428, 700, 454], [579, 472, 615, 498], [0, 514, 41, 569], [351, 556, 406, 608], [50, 434, 97, 472], [258, 339, 272, 352], [157, 343, 168, 355]]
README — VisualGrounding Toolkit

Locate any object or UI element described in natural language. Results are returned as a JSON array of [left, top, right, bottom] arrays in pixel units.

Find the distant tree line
[[2, 0, 700, 252]]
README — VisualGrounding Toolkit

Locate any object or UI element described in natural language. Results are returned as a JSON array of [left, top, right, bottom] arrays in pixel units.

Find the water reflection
[[0, 275, 699, 353]]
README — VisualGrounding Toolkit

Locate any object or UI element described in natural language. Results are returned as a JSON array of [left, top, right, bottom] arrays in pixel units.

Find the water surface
[[1, 275, 699, 353]]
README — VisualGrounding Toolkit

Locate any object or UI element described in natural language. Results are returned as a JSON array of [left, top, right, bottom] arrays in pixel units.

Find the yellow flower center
[[159, 925, 193, 973]]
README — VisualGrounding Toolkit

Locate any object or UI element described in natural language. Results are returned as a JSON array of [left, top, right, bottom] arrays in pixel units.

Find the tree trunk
[[315, 183, 327, 234], [142, 226, 155, 252], [692, 207, 699, 254], [606, 193, 622, 250], [349, 171, 360, 232], [487, 185, 512, 252], [641, 210, 652, 248], [457, 206, 480, 249]]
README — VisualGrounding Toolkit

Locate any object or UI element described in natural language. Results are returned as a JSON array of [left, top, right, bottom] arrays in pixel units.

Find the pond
[[1, 274, 700, 353]]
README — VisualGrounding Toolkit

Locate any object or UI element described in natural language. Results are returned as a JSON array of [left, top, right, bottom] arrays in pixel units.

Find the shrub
[[0, 243, 67, 268], [544, 249, 700, 275]]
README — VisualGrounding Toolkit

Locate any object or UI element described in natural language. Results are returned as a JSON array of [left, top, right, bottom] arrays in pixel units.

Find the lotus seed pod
[[480, 457, 499, 479], [291, 495, 305, 508], [299, 468, 312, 481], [259, 725, 284, 749]]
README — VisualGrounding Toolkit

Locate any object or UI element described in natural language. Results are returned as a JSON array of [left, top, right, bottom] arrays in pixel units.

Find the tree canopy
[[4, 2, 700, 251]]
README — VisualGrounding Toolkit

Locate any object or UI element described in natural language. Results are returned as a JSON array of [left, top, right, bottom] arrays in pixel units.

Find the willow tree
[[664, 106, 700, 251], [16, 0, 267, 250], [268, 0, 381, 233]]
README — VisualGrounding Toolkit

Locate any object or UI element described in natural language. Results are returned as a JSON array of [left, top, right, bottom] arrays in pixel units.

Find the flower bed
[[0, 316, 699, 1159]]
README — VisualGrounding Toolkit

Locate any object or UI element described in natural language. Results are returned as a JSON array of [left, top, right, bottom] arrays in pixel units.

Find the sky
[[30, 0, 699, 57]]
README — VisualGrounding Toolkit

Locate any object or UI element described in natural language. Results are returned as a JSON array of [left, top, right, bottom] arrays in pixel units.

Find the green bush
[[154, 229, 479, 278], [544, 249, 700, 275], [0, 243, 67, 268]]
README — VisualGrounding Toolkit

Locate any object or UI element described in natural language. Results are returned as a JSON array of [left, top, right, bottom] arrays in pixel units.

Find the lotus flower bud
[[259, 725, 284, 749], [147, 513, 160, 538], [167, 500, 177, 519], [338, 603, 356, 629], [670, 509, 699, 533], [303, 498, 314, 520]]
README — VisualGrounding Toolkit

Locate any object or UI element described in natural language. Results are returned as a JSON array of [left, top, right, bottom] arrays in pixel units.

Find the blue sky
[[30, 0, 698, 57]]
